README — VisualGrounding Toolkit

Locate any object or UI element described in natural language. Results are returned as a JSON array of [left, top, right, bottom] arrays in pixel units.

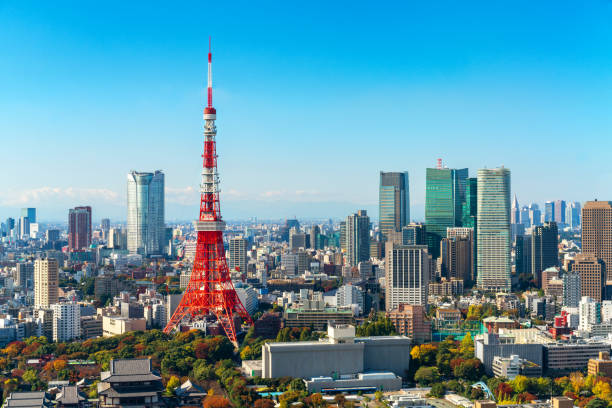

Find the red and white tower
[[164, 40, 252, 344]]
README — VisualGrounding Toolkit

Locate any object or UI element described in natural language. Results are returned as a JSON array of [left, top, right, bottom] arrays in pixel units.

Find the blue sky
[[1, 1, 611, 222]]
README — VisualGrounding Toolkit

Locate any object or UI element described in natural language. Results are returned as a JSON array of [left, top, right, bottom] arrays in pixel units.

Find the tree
[[593, 381, 612, 401], [460, 333, 474, 358], [203, 396, 231, 408], [165, 375, 180, 395], [453, 359, 484, 381], [510, 375, 529, 395], [254, 399, 276, 408], [289, 378, 305, 391], [374, 391, 383, 401], [586, 398, 609, 408], [334, 394, 346, 408], [430, 383, 446, 398], [307, 393, 325, 408], [470, 387, 485, 400], [22, 369, 37, 385], [414, 366, 440, 385]]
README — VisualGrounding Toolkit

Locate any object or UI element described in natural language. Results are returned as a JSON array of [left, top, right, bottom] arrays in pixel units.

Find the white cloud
[[0, 187, 120, 207]]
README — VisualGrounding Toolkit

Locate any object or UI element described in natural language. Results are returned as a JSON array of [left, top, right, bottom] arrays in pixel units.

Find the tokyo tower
[[164, 40, 253, 344]]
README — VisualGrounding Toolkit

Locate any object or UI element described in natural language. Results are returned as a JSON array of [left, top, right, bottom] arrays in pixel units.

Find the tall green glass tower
[[425, 167, 468, 258], [462, 178, 477, 228]]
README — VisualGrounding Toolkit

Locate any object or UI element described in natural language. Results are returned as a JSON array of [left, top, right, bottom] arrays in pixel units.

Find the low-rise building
[[262, 324, 410, 391], [283, 303, 353, 331], [97, 358, 163, 407], [386, 304, 431, 343], [588, 351, 612, 377], [492, 354, 542, 379], [545, 341, 611, 373], [102, 316, 146, 337]]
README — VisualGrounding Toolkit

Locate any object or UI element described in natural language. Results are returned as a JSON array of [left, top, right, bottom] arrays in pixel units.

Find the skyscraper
[[566, 202, 581, 229], [445, 227, 475, 281], [511, 195, 520, 224], [425, 166, 468, 258], [229, 236, 247, 273], [563, 272, 581, 307], [379, 172, 410, 240], [34, 258, 59, 308], [401, 223, 427, 246], [68, 206, 92, 251], [51, 302, 81, 342], [385, 242, 430, 310], [476, 167, 511, 292], [515, 235, 532, 275], [529, 203, 542, 227], [15, 262, 34, 289], [531, 222, 559, 287], [545, 201, 555, 223], [554, 200, 566, 225], [582, 201, 612, 283], [520, 206, 531, 228], [461, 177, 478, 229], [345, 210, 370, 266], [21, 208, 36, 224], [127, 170, 165, 256], [101, 218, 111, 238], [573, 253, 605, 302]]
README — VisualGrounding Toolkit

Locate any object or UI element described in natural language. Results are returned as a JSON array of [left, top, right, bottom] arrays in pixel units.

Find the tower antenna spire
[[207, 36, 213, 108]]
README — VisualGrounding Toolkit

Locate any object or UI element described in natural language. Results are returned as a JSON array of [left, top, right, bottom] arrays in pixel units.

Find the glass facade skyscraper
[[20, 208, 36, 224], [425, 167, 468, 258], [379, 172, 409, 238], [476, 167, 511, 292], [127, 170, 165, 256], [345, 210, 370, 266]]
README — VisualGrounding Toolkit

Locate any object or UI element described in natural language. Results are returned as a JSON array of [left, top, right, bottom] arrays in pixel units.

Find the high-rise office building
[[511, 195, 520, 225], [573, 254, 605, 302], [51, 302, 81, 342], [68, 206, 92, 251], [401, 224, 427, 246], [385, 242, 430, 310], [563, 272, 581, 307], [520, 206, 531, 228], [108, 228, 127, 250], [566, 202, 581, 230], [15, 262, 34, 290], [554, 200, 566, 225], [445, 227, 474, 281], [127, 170, 165, 256], [461, 177, 477, 229], [531, 222, 559, 287], [21, 208, 36, 224], [19, 216, 30, 239], [582, 201, 612, 283], [310, 225, 322, 250], [34, 258, 59, 308], [289, 230, 307, 251], [101, 218, 111, 237], [379, 172, 410, 238], [529, 204, 541, 227], [229, 236, 247, 273], [476, 167, 511, 292], [345, 210, 370, 266], [515, 235, 532, 275], [425, 167, 468, 258], [544, 201, 555, 223]]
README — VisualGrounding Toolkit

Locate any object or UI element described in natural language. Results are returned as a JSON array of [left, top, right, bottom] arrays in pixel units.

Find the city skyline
[[2, 2, 611, 221]]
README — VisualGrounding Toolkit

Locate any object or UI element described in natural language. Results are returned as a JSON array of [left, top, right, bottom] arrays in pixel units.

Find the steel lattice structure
[[164, 41, 253, 344]]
